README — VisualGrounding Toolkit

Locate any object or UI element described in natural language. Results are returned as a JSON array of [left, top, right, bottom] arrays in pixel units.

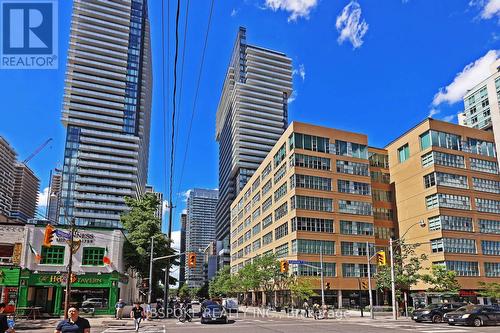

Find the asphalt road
[[16, 315, 500, 333]]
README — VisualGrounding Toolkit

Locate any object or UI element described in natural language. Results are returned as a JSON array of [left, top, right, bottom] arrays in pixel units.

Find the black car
[[445, 305, 500, 327], [412, 303, 465, 323], [200, 304, 228, 324]]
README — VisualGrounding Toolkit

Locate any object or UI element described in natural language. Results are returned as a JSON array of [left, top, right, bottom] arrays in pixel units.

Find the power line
[[175, 0, 215, 205]]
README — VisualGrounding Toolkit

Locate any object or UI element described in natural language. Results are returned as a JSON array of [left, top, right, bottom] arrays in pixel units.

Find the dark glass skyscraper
[[215, 27, 293, 250], [59, 0, 153, 228]]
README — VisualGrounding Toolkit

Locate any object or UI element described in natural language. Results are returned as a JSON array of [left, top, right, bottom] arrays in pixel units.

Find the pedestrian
[[313, 303, 319, 320], [0, 303, 14, 333], [114, 299, 125, 320], [130, 302, 145, 332], [322, 304, 328, 319], [303, 300, 309, 318], [55, 307, 90, 333]]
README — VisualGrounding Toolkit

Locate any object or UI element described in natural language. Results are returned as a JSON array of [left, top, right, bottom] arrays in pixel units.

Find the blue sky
[[0, 0, 499, 241]]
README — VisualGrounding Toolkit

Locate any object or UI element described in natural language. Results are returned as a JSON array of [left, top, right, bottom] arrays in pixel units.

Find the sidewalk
[[14, 317, 162, 330]]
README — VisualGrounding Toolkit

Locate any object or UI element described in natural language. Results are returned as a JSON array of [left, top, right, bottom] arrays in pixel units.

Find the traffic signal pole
[[366, 241, 374, 319], [63, 218, 76, 319], [148, 236, 154, 304], [319, 244, 325, 307]]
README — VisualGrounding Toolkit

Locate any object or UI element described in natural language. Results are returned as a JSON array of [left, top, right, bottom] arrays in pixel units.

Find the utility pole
[[63, 217, 76, 319], [148, 236, 154, 304], [366, 241, 374, 319], [319, 244, 325, 306], [389, 238, 397, 320], [165, 202, 175, 315]]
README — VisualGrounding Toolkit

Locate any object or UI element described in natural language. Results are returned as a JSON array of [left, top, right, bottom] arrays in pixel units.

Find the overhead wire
[[175, 0, 216, 206]]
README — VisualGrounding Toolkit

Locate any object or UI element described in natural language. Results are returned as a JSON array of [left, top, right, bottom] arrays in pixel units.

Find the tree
[[289, 277, 317, 306], [422, 265, 460, 292], [121, 193, 177, 299], [375, 241, 427, 301], [254, 254, 280, 306], [238, 262, 260, 295], [209, 266, 236, 297], [478, 282, 500, 301]]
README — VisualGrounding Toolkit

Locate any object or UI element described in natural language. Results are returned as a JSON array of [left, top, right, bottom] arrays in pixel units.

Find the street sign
[[288, 260, 305, 264]]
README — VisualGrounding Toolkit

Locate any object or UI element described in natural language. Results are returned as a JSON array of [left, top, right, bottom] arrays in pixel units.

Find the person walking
[[313, 303, 320, 320], [302, 301, 309, 318], [55, 308, 90, 333], [114, 299, 125, 320], [0, 303, 14, 333], [130, 302, 145, 332]]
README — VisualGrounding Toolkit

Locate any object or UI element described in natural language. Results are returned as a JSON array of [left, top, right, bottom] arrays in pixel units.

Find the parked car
[[412, 303, 465, 323], [222, 298, 239, 312], [200, 304, 228, 324], [445, 305, 500, 327], [81, 298, 106, 308]]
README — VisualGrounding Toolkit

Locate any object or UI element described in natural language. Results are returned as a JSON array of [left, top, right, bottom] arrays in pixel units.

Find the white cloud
[[170, 230, 181, 251], [231, 8, 238, 17], [336, 1, 369, 49], [264, 0, 318, 21], [432, 50, 499, 106], [288, 90, 298, 103], [292, 64, 306, 81], [428, 108, 440, 118], [181, 190, 192, 203], [470, 0, 500, 19], [442, 115, 456, 122], [162, 200, 170, 217], [182, 209, 187, 215], [37, 187, 49, 207]]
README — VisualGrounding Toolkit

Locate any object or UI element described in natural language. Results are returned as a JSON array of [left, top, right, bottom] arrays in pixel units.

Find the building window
[[274, 182, 288, 201], [275, 243, 288, 258], [470, 158, 499, 174], [472, 177, 500, 194], [485, 262, 500, 277], [274, 164, 288, 184], [445, 261, 479, 276], [421, 151, 465, 169], [466, 138, 496, 157], [291, 153, 331, 170], [435, 172, 468, 189], [423, 173, 436, 188], [252, 178, 261, 192], [292, 217, 334, 233], [252, 239, 261, 251], [40, 246, 65, 265], [252, 223, 261, 236], [443, 238, 476, 254], [244, 230, 251, 241], [291, 195, 333, 212], [338, 200, 372, 216], [82, 247, 105, 266], [479, 219, 500, 234], [292, 262, 336, 277], [274, 144, 286, 167], [334, 140, 368, 159], [428, 130, 462, 151], [420, 131, 431, 150], [262, 180, 272, 196], [262, 214, 273, 229], [274, 202, 288, 220], [341, 242, 374, 256], [275, 222, 289, 240], [262, 232, 273, 245], [375, 227, 395, 239], [292, 174, 332, 191], [294, 240, 334, 255], [336, 160, 369, 176], [289, 133, 330, 153], [398, 144, 410, 163], [252, 192, 261, 206], [475, 198, 500, 213], [262, 163, 272, 180], [482, 241, 500, 255], [428, 215, 473, 232], [340, 220, 373, 235], [262, 196, 273, 213], [342, 263, 376, 277], [426, 194, 471, 210], [337, 180, 371, 195], [368, 152, 389, 168], [372, 189, 392, 202], [430, 239, 443, 253], [252, 208, 261, 221], [370, 171, 390, 184]]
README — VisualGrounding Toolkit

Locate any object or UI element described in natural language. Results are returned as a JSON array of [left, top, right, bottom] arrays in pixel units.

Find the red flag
[[103, 246, 111, 265]]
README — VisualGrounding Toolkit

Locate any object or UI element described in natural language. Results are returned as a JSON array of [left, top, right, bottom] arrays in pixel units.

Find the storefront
[[0, 267, 20, 313], [17, 270, 123, 315]]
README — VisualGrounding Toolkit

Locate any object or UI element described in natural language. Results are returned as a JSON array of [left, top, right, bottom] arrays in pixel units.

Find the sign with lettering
[[11, 243, 22, 265], [55, 231, 95, 244]]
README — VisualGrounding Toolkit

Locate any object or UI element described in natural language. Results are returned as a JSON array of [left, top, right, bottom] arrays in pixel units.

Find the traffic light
[[43, 224, 56, 247], [376, 250, 387, 266], [361, 281, 368, 289], [325, 282, 331, 290], [188, 252, 196, 268], [280, 260, 289, 273]]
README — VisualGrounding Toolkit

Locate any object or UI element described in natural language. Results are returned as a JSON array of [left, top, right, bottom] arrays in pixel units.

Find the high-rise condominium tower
[[10, 163, 40, 223], [458, 60, 500, 165], [215, 27, 293, 247], [59, 0, 153, 228], [0, 136, 16, 221], [185, 189, 218, 288]]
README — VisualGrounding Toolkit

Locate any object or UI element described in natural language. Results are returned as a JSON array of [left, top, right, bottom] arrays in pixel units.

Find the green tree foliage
[[422, 265, 460, 292], [121, 193, 177, 297], [375, 241, 427, 300], [289, 277, 317, 305], [478, 282, 500, 300], [209, 266, 235, 297]]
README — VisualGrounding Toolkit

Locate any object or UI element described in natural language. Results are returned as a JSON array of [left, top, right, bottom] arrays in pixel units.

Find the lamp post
[[389, 220, 426, 320]]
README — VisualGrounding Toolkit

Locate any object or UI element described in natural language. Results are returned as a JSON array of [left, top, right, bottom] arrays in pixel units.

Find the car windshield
[[207, 305, 221, 310], [455, 305, 482, 313], [424, 304, 440, 309]]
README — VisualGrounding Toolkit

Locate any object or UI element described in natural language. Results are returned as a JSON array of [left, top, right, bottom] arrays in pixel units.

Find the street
[[15, 314, 500, 333]]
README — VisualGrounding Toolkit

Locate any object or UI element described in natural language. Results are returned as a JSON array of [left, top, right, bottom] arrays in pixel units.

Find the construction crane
[[23, 138, 53, 164]]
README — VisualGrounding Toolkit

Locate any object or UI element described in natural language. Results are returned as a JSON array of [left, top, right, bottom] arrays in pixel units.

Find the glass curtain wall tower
[[59, 0, 153, 228], [215, 27, 293, 251]]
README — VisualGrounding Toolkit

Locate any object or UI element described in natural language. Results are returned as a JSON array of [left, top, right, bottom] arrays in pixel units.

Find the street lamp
[[389, 220, 426, 320]]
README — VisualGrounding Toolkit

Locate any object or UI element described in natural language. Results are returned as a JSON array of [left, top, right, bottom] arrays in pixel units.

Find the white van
[[222, 298, 238, 312]]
